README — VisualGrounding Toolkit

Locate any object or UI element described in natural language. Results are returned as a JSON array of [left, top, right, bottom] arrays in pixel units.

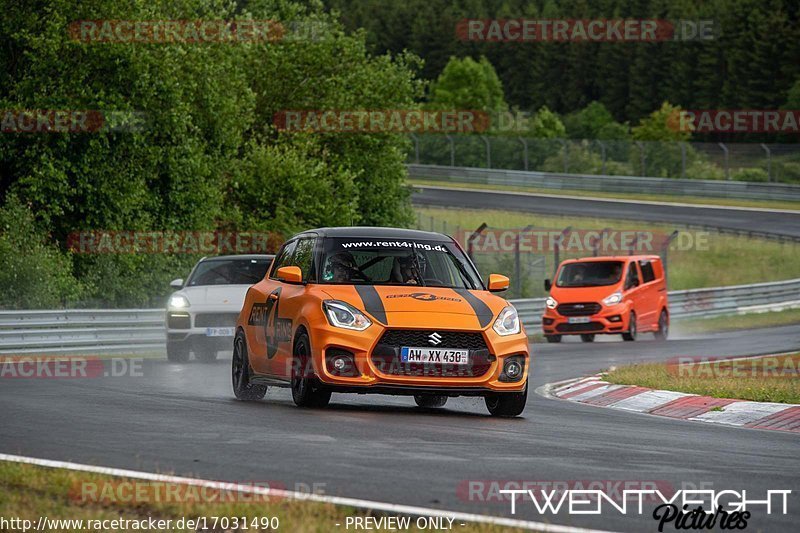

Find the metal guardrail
[[0, 278, 798, 354], [510, 278, 800, 329], [407, 164, 800, 202]]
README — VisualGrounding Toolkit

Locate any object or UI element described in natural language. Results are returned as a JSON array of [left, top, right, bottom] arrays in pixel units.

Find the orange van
[[541, 255, 669, 343]]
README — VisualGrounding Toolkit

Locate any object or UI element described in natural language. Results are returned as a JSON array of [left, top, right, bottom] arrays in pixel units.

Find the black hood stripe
[[354, 285, 387, 325], [452, 288, 493, 328]]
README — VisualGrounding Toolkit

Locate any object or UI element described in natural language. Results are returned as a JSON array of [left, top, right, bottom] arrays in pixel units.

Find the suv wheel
[[580, 334, 595, 343], [167, 340, 190, 363], [414, 395, 448, 408], [195, 345, 218, 363], [231, 332, 267, 400], [291, 332, 331, 408], [484, 384, 528, 417]]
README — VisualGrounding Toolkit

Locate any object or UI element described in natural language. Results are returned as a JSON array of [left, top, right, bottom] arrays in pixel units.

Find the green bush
[[685, 159, 725, 180], [732, 168, 770, 182]]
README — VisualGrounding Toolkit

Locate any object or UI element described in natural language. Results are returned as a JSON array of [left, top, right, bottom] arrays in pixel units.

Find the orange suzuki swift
[[542, 255, 669, 343], [231, 227, 530, 417]]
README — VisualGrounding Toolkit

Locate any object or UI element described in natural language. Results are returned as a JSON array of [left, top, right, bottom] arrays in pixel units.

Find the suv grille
[[556, 302, 601, 316], [194, 313, 239, 328], [371, 329, 492, 377]]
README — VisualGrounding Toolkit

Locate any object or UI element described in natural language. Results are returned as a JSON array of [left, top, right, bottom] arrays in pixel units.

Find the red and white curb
[[542, 375, 800, 433]]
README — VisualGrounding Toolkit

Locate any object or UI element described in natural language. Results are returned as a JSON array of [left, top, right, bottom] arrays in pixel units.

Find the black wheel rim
[[232, 337, 245, 391]]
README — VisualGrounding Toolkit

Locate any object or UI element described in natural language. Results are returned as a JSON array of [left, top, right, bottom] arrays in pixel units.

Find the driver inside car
[[327, 251, 360, 283]]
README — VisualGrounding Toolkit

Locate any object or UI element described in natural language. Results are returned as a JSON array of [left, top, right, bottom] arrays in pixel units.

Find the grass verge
[[0, 461, 522, 533], [673, 308, 800, 335], [410, 179, 800, 212], [605, 354, 800, 403]]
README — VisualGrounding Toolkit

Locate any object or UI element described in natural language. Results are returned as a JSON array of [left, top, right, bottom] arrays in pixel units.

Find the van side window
[[625, 263, 640, 289], [639, 260, 656, 283], [269, 240, 298, 279]]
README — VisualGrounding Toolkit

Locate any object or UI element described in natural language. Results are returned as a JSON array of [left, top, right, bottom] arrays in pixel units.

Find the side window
[[625, 262, 640, 289], [639, 260, 656, 284], [269, 240, 298, 279], [293, 238, 316, 281]]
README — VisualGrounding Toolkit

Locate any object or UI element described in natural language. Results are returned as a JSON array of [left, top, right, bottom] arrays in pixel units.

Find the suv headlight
[[493, 306, 521, 336], [168, 294, 190, 309], [323, 300, 372, 331], [603, 292, 622, 306], [545, 296, 558, 309]]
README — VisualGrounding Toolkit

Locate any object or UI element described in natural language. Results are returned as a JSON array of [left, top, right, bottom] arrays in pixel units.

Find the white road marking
[[690, 402, 794, 426], [609, 390, 692, 413], [0, 453, 616, 533]]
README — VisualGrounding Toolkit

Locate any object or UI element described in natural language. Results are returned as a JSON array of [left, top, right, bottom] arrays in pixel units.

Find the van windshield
[[557, 261, 623, 288]]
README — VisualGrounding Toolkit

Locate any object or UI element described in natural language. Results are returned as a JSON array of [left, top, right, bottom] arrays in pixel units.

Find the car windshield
[[319, 237, 482, 289], [556, 261, 623, 288], [187, 258, 272, 286]]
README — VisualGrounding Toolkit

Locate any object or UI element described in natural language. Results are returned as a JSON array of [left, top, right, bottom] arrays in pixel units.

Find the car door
[[269, 236, 317, 379], [623, 261, 644, 328], [637, 259, 659, 328]]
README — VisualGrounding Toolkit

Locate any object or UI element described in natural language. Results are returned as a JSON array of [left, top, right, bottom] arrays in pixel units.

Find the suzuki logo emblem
[[428, 332, 443, 346]]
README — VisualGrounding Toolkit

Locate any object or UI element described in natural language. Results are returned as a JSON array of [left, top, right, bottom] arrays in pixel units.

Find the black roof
[[292, 226, 451, 240], [201, 254, 275, 261]]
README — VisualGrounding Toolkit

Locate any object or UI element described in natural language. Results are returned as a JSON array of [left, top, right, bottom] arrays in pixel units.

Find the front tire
[[166, 340, 190, 363], [231, 332, 267, 401], [195, 345, 218, 363], [414, 395, 448, 408], [654, 309, 669, 341], [580, 334, 595, 343], [485, 384, 528, 417], [545, 335, 562, 343], [291, 332, 331, 408], [622, 312, 637, 341]]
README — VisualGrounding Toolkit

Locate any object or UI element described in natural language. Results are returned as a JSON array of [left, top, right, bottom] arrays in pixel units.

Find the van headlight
[[545, 296, 558, 309], [168, 295, 190, 309], [493, 306, 520, 336], [603, 292, 622, 306], [323, 300, 372, 331]]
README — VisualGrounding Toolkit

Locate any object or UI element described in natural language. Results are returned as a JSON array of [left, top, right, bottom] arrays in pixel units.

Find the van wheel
[[485, 385, 528, 417], [545, 335, 562, 343], [580, 334, 595, 343], [414, 395, 448, 408], [291, 332, 331, 408], [622, 312, 637, 341], [654, 309, 669, 341], [231, 332, 267, 401]]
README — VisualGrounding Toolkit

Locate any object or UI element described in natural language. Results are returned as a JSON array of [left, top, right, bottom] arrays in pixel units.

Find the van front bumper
[[541, 305, 630, 335]]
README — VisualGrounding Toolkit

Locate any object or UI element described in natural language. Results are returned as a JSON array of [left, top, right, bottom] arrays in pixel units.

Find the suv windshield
[[557, 261, 624, 288], [320, 237, 482, 289], [187, 258, 272, 286]]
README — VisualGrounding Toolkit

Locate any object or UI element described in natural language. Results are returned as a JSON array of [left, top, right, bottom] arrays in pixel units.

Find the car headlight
[[545, 296, 558, 309], [493, 306, 521, 336], [323, 300, 372, 331], [168, 294, 190, 309], [603, 292, 622, 306]]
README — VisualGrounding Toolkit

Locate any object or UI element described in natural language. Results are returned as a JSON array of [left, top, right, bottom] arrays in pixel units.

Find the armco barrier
[[407, 164, 800, 203], [0, 278, 798, 354]]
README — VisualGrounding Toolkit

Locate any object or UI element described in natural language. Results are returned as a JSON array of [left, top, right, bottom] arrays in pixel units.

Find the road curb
[[543, 374, 800, 434]]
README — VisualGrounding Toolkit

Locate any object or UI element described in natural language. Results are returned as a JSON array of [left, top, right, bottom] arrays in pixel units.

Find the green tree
[[429, 56, 507, 111]]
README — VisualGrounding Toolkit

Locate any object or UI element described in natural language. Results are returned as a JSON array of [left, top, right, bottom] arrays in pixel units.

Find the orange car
[[542, 255, 669, 343], [231, 227, 530, 417]]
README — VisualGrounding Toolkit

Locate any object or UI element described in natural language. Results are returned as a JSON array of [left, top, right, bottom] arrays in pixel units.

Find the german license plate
[[568, 317, 591, 324], [400, 347, 469, 365], [205, 327, 235, 337]]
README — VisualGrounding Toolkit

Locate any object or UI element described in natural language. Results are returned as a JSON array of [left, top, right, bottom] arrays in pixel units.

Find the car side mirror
[[544, 279, 552, 292], [170, 278, 184, 289], [488, 273, 509, 292], [276, 266, 303, 284]]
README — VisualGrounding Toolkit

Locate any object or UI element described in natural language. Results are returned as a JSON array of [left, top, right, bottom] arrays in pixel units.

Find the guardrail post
[[636, 141, 646, 176], [596, 140, 607, 174], [481, 135, 491, 168], [445, 134, 455, 167], [467, 223, 488, 261], [518, 137, 528, 171], [410, 133, 420, 164], [761, 143, 772, 182], [680, 142, 687, 178], [718, 142, 730, 180], [553, 226, 572, 277]]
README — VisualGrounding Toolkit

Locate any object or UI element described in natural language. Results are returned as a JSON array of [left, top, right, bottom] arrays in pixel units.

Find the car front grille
[[556, 302, 602, 316], [371, 329, 492, 377], [556, 321, 603, 332], [194, 312, 239, 328], [167, 313, 190, 329]]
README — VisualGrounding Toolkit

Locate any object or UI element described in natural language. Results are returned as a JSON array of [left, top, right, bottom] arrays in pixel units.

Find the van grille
[[556, 302, 601, 316]]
